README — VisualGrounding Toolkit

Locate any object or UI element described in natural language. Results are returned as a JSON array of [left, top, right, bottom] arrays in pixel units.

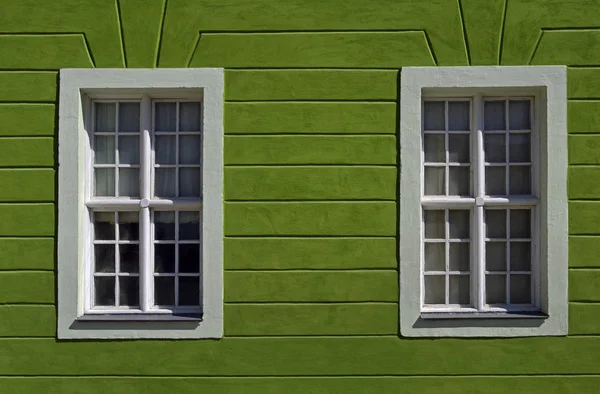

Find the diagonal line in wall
[[115, 0, 126, 67]]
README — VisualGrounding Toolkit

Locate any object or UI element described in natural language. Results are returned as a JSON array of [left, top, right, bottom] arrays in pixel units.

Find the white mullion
[[140, 95, 152, 312], [175, 101, 180, 198], [115, 212, 121, 307], [506, 208, 511, 304], [445, 209, 450, 305], [444, 101, 449, 196], [504, 99, 510, 196], [175, 211, 180, 307], [115, 102, 120, 197], [474, 93, 485, 311]]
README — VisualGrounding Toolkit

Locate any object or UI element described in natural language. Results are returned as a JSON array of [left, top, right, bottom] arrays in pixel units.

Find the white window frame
[[58, 69, 224, 339], [400, 66, 568, 337]]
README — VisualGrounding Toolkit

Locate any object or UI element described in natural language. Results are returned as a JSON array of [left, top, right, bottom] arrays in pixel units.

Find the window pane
[[155, 102, 176, 131], [119, 277, 139, 307], [510, 274, 531, 304], [448, 101, 470, 131], [448, 167, 469, 196], [486, 275, 506, 304], [424, 134, 445, 163], [509, 133, 530, 162], [510, 209, 531, 238], [448, 134, 469, 163], [179, 102, 202, 131], [118, 135, 139, 164], [486, 242, 507, 271], [179, 211, 200, 240], [423, 101, 445, 131], [118, 168, 139, 197], [485, 209, 507, 238], [95, 103, 116, 133], [179, 276, 200, 306], [179, 135, 202, 165], [119, 102, 140, 133], [424, 242, 445, 272], [94, 135, 115, 164], [424, 275, 445, 304], [94, 212, 115, 240], [449, 210, 469, 238], [484, 134, 505, 163], [449, 275, 470, 304], [155, 211, 175, 240], [119, 244, 139, 273], [449, 243, 469, 271], [424, 167, 445, 195], [485, 166, 506, 195], [510, 242, 531, 271], [118, 211, 139, 241], [155, 135, 176, 164], [509, 166, 531, 195], [95, 168, 115, 196], [154, 244, 175, 273], [94, 244, 115, 273], [179, 168, 201, 197], [484, 100, 505, 130], [155, 277, 175, 305], [155, 168, 176, 197], [179, 244, 200, 273], [424, 210, 445, 239], [509, 100, 530, 130], [94, 277, 115, 306]]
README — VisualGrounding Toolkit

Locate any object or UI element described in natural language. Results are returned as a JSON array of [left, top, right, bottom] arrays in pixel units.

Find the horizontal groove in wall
[[225, 235, 396, 239], [225, 199, 396, 202], [227, 67, 402, 70], [225, 133, 395, 136], [225, 99, 396, 103], [224, 301, 397, 305], [2, 373, 600, 378], [224, 164, 396, 168], [225, 268, 398, 272], [0, 101, 56, 104]]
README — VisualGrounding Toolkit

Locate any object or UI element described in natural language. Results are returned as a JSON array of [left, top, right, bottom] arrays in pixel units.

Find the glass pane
[[448, 101, 470, 131], [179, 211, 200, 240], [510, 209, 531, 238], [486, 242, 507, 271], [484, 100, 505, 130], [119, 244, 139, 273], [179, 135, 202, 165], [155, 277, 175, 305], [118, 135, 139, 164], [155, 102, 176, 131], [448, 134, 469, 163], [424, 210, 445, 239], [449, 275, 470, 304], [424, 167, 445, 196], [510, 242, 531, 271], [424, 242, 445, 272], [510, 274, 531, 304], [449, 210, 469, 238], [424, 275, 445, 304], [119, 277, 139, 307], [155, 211, 175, 240], [94, 244, 115, 273], [119, 102, 140, 133], [509, 133, 530, 162], [155, 135, 176, 164], [95, 168, 115, 196], [179, 276, 200, 306], [179, 168, 201, 197], [94, 135, 115, 164], [485, 166, 506, 195], [424, 101, 445, 131], [94, 212, 115, 240], [509, 100, 530, 130], [485, 209, 507, 238], [118, 168, 139, 197], [155, 168, 176, 197], [179, 244, 200, 273], [486, 275, 506, 304], [95, 103, 116, 133], [448, 167, 469, 195], [154, 244, 175, 273], [94, 277, 115, 306], [484, 134, 505, 163], [449, 243, 470, 271], [118, 212, 139, 241], [423, 134, 445, 163], [509, 166, 531, 195], [179, 102, 202, 131]]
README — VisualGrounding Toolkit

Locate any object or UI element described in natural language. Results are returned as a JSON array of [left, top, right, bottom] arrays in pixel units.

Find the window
[[58, 69, 224, 339], [400, 66, 568, 337]]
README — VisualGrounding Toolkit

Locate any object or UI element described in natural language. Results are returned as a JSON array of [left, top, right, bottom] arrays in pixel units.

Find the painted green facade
[[0, 0, 599, 392]]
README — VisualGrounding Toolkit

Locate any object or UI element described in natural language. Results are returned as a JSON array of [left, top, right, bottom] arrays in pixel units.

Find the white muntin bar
[[139, 95, 152, 312], [474, 93, 486, 311]]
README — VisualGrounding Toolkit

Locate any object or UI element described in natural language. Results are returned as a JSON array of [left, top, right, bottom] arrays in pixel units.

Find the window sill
[[420, 311, 549, 320], [76, 313, 203, 322]]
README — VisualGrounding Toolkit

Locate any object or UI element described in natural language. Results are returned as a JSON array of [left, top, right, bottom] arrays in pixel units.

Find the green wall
[[0, 0, 600, 392]]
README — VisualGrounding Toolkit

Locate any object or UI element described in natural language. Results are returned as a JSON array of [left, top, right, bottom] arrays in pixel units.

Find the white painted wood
[[140, 95, 152, 312], [474, 93, 485, 311]]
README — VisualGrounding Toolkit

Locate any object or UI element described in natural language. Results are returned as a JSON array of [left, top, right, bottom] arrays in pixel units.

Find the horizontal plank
[[3, 377, 600, 394], [224, 237, 396, 269], [0, 306, 54, 337], [225, 103, 396, 134], [225, 135, 396, 165], [224, 202, 396, 236], [570, 270, 600, 302], [0, 138, 54, 167], [0, 204, 54, 236], [568, 102, 600, 134], [569, 202, 600, 234], [225, 304, 397, 336], [569, 135, 600, 164], [224, 167, 396, 200], [2, 337, 600, 375], [0, 72, 56, 102], [532, 30, 600, 66], [0, 169, 54, 201], [0, 35, 92, 69], [569, 167, 600, 199], [190, 32, 434, 68], [0, 105, 55, 136], [225, 271, 397, 302], [0, 238, 54, 270], [0, 272, 54, 303], [570, 303, 600, 335], [568, 68, 600, 99], [225, 70, 398, 101]]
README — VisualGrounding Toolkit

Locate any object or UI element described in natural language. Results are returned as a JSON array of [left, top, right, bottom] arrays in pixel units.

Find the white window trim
[[58, 69, 224, 339], [400, 66, 568, 337]]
